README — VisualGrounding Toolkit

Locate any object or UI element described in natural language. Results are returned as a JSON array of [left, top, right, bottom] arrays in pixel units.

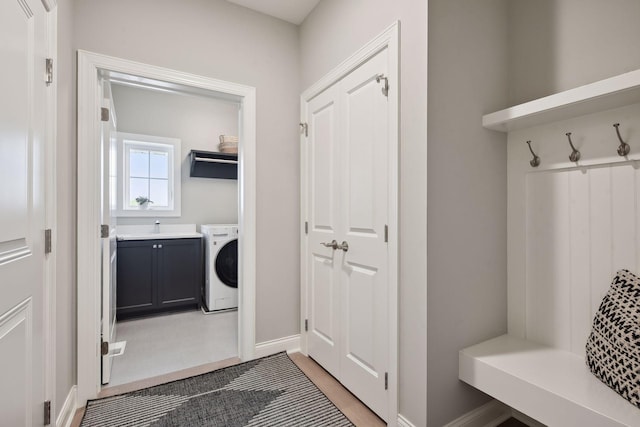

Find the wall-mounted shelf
[[189, 150, 237, 179], [483, 69, 640, 132]]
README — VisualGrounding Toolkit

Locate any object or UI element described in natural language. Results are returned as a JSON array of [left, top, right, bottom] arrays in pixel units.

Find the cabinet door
[[157, 239, 202, 309], [116, 240, 155, 317]]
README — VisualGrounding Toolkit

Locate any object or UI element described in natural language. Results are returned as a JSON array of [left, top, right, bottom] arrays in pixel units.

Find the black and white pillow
[[586, 269, 640, 408]]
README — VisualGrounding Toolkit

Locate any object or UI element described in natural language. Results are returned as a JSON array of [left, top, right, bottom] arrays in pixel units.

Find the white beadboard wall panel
[[508, 102, 640, 355], [525, 171, 571, 349], [568, 169, 591, 354], [589, 167, 613, 316], [612, 166, 637, 273]]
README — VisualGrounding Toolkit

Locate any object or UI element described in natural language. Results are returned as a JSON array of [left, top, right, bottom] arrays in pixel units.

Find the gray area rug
[[81, 352, 354, 426]]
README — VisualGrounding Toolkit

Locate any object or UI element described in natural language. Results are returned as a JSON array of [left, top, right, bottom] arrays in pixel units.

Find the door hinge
[[384, 225, 388, 243], [44, 229, 52, 254], [45, 58, 53, 85], [305, 221, 308, 235], [101, 107, 110, 122], [299, 122, 308, 137], [44, 400, 51, 425], [384, 372, 388, 390], [101, 339, 109, 356], [101, 224, 109, 238], [376, 74, 389, 97], [304, 319, 308, 332]]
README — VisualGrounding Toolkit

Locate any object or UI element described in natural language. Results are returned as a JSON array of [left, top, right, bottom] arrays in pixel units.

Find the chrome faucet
[[153, 220, 160, 234]]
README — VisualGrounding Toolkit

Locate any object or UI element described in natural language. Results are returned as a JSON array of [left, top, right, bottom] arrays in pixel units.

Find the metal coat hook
[[525, 140, 540, 167], [613, 123, 631, 156], [565, 132, 581, 162]]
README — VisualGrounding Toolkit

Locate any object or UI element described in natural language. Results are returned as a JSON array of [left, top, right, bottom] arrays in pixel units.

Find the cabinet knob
[[153, 244, 157, 249], [158, 244, 163, 249]]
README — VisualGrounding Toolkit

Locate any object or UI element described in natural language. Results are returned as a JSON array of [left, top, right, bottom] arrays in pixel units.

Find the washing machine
[[201, 224, 238, 312]]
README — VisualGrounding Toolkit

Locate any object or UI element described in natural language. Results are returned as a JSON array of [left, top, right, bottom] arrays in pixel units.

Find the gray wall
[[427, 1, 508, 425], [55, 0, 76, 417], [73, 0, 301, 344], [111, 84, 239, 227], [300, 1, 428, 425], [508, 0, 640, 105]]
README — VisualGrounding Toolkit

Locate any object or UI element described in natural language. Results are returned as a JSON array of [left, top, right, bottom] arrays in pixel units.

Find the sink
[[116, 224, 202, 241]]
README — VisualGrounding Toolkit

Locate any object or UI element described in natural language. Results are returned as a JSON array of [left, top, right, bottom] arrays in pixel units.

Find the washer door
[[215, 239, 238, 288]]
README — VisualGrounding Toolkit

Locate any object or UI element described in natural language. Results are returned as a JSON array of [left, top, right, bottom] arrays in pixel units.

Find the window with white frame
[[116, 132, 181, 217]]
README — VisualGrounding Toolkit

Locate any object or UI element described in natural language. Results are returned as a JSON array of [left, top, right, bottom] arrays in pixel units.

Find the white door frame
[[300, 21, 400, 423], [76, 50, 257, 406], [43, 0, 58, 419]]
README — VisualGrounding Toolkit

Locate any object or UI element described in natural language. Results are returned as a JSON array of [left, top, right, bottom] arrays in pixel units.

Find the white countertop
[[116, 224, 202, 241]]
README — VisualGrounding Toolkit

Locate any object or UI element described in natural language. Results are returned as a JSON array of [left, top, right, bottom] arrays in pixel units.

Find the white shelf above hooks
[[483, 69, 640, 132]]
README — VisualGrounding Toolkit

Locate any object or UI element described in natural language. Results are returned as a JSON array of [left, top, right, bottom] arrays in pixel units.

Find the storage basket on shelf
[[218, 135, 238, 154], [586, 269, 640, 408]]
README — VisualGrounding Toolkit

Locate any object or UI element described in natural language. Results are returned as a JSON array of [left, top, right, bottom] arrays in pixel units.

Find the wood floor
[[70, 352, 385, 427]]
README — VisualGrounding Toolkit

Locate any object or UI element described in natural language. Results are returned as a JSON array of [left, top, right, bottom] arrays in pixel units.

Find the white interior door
[[306, 83, 341, 378], [338, 49, 389, 417], [304, 47, 391, 420], [100, 78, 118, 384], [0, 0, 48, 425]]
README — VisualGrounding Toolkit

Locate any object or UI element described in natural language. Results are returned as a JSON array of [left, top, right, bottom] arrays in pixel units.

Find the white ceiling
[[226, 0, 321, 25]]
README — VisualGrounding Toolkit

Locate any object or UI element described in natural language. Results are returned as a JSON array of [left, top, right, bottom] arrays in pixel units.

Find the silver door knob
[[337, 241, 349, 252], [320, 240, 338, 250]]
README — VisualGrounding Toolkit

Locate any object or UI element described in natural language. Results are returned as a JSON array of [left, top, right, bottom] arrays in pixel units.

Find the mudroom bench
[[459, 335, 640, 426], [459, 69, 640, 427]]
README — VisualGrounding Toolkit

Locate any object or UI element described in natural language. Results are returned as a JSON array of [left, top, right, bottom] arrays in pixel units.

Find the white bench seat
[[459, 334, 640, 427]]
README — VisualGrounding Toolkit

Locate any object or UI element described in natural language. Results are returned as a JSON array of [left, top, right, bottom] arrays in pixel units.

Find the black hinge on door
[[45, 58, 53, 85], [299, 123, 308, 137], [101, 339, 109, 356], [305, 221, 308, 235], [44, 229, 52, 254], [44, 400, 51, 425], [101, 107, 110, 122], [304, 319, 308, 332], [384, 225, 388, 243], [384, 372, 388, 390]]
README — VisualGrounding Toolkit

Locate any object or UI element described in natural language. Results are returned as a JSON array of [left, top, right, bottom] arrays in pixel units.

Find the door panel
[[158, 239, 200, 306], [339, 48, 389, 417], [311, 96, 337, 232], [101, 79, 118, 384], [0, 0, 47, 424], [304, 47, 390, 420], [307, 85, 341, 377], [116, 242, 155, 313]]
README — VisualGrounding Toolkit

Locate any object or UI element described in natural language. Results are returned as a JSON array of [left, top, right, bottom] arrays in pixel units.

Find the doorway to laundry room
[[99, 70, 242, 388]]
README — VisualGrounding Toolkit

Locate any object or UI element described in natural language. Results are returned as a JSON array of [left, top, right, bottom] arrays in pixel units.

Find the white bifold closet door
[[306, 48, 390, 420]]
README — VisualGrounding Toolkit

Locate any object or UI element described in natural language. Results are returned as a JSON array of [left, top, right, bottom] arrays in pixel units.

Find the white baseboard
[[56, 385, 77, 427], [254, 334, 301, 358], [444, 400, 512, 427], [397, 414, 417, 427]]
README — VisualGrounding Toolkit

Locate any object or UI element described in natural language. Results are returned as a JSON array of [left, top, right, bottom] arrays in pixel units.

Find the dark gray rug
[[80, 352, 354, 426]]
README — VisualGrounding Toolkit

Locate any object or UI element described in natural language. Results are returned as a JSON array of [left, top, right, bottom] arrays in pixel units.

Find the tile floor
[[106, 309, 238, 386]]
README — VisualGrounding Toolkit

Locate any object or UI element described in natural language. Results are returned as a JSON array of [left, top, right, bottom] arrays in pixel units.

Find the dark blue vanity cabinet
[[116, 238, 203, 319]]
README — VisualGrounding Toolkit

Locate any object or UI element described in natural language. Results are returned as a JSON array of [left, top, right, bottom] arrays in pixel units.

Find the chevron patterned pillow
[[586, 269, 640, 408]]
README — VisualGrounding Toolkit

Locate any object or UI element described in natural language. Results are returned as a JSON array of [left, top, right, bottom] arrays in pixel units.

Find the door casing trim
[[299, 21, 400, 423], [76, 50, 257, 406]]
